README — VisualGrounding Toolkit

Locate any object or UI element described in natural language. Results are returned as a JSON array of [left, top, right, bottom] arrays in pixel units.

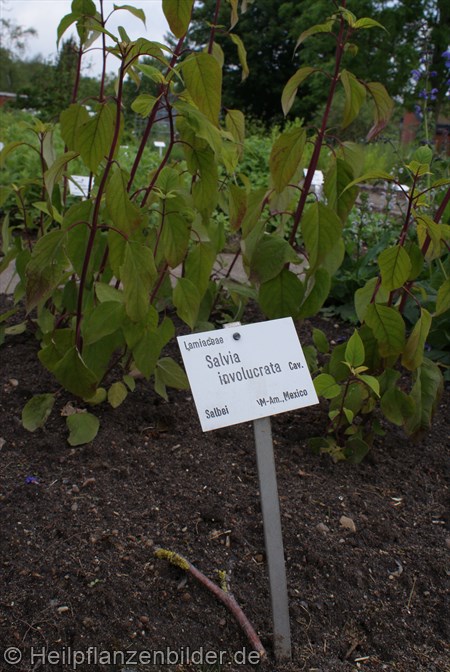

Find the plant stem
[[75, 59, 126, 351], [127, 36, 186, 192], [155, 548, 266, 658], [289, 11, 348, 247]]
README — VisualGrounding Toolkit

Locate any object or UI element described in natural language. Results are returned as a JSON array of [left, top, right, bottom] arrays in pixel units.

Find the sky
[[1, 0, 169, 76]]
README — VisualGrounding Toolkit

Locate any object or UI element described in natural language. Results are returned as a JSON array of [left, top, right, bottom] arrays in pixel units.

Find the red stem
[[288, 12, 348, 247]]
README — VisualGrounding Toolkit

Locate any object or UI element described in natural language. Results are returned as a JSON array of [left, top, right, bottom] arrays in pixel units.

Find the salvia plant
[[0, 0, 449, 456]]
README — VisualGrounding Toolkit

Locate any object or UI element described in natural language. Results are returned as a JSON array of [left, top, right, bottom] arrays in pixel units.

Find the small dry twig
[[155, 548, 266, 658]]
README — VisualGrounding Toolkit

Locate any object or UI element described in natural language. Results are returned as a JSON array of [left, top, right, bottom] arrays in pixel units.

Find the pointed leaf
[[120, 242, 156, 322], [312, 327, 329, 354], [81, 301, 125, 345], [269, 126, 306, 193], [282, 67, 317, 116], [299, 268, 331, 318], [51, 346, 98, 399], [436, 277, 450, 316], [184, 243, 216, 296], [182, 52, 222, 125], [44, 151, 79, 200], [401, 308, 432, 371], [381, 387, 415, 426], [364, 304, 405, 357], [366, 82, 394, 140], [358, 374, 380, 396], [173, 277, 201, 329], [106, 165, 145, 234], [353, 18, 386, 30], [250, 234, 299, 284], [154, 356, 189, 400], [405, 358, 443, 435], [60, 104, 90, 150], [324, 158, 357, 223], [340, 70, 366, 128], [259, 269, 304, 319], [67, 412, 99, 446], [301, 202, 342, 271], [379, 245, 412, 291], [113, 4, 146, 25], [314, 373, 341, 399], [162, 0, 194, 38], [294, 20, 334, 51], [76, 102, 116, 172], [229, 33, 249, 81], [345, 330, 365, 367], [131, 93, 160, 117], [108, 381, 128, 408], [22, 394, 55, 432]]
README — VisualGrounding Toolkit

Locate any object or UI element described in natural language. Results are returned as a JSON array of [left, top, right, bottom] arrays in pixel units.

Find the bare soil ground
[[0, 294, 449, 672]]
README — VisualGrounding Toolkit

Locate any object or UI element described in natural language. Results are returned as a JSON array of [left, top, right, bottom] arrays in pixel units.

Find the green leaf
[[182, 52, 222, 125], [294, 20, 334, 51], [228, 184, 247, 230], [154, 357, 189, 400], [25, 230, 68, 312], [108, 381, 128, 408], [106, 165, 145, 234], [436, 277, 450, 316], [81, 301, 125, 345], [184, 243, 216, 296], [364, 304, 405, 357], [225, 109, 245, 155], [95, 282, 124, 303], [44, 151, 79, 200], [131, 93, 160, 117], [298, 268, 331, 318], [401, 308, 432, 371], [379, 245, 412, 291], [113, 4, 146, 25], [173, 277, 201, 329], [120, 242, 156, 322], [162, 0, 194, 38], [345, 330, 365, 367], [76, 102, 116, 172], [353, 17, 386, 30], [269, 126, 306, 193], [67, 412, 99, 446], [381, 387, 415, 426], [314, 373, 341, 399], [301, 202, 342, 271], [51, 346, 99, 399], [250, 234, 299, 284], [366, 82, 394, 140], [312, 327, 329, 354], [405, 358, 443, 435], [344, 437, 370, 464], [60, 104, 90, 150], [259, 269, 304, 319], [340, 70, 366, 128], [354, 277, 388, 322], [281, 67, 317, 116], [229, 33, 249, 81], [324, 158, 357, 223], [22, 394, 55, 431], [160, 206, 191, 268], [57, 12, 79, 45], [358, 374, 380, 397]]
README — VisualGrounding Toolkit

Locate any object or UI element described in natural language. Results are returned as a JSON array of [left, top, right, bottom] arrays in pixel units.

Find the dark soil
[[0, 295, 449, 672]]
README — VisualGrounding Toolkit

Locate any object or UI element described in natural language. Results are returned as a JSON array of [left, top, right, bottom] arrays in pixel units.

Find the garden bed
[[0, 295, 448, 672]]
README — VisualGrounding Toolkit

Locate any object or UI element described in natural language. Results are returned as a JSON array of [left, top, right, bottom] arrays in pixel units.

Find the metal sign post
[[253, 415, 292, 660], [177, 318, 319, 661]]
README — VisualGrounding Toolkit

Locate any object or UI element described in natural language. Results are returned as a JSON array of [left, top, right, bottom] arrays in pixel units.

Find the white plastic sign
[[177, 318, 319, 431], [69, 175, 90, 197]]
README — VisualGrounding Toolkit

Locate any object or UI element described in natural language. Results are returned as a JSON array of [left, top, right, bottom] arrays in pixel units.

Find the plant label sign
[[177, 318, 319, 431]]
